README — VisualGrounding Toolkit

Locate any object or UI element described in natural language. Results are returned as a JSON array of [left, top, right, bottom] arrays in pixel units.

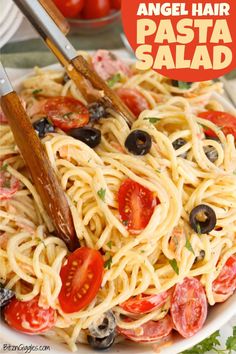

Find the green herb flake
[[226, 326, 236, 352], [3, 180, 11, 188], [107, 73, 121, 88], [176, 81, 192, 90], [196, 223, 202, 235], [63, 112, 73, 118], [144, 117, 160, 124], [97, 188, 106, 202], [104, 252, 113, 269], [185, 238, 195, 255], [168, 259, 179, 275], [107, 241, 113, 249], [140, 250, 145, 254], [155, 168, 161, 173], [233, 170, 236, 175], [32, 88, 43, 95], [0, 163, 8, 171]]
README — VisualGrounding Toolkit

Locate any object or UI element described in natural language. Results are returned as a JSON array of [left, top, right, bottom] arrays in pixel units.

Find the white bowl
[[1, 64, 236, 354], [0, 1, 23, 48]]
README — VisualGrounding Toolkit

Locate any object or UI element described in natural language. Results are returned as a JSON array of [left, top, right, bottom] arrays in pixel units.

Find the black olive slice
[[33, 117, 54, 138], [68, 127, 101, 148], [172, 138, 188, 158], [87, 332, 115, 351], [190, 204, 216, 234], [194, 250, 206, 264], [204, 146, 218, 163], [88, 102, 107, 122], [88, 311, 116, 339], [125, 130, 152, 156], [0, 284, 14, 307]]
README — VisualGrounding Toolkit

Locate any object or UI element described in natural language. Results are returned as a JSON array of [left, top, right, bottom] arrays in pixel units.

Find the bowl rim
[[67, 10, 121, 24], [1, 61, 236, 354]]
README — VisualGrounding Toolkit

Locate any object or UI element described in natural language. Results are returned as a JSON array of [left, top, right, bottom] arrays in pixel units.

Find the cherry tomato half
[[42, 97, 89, 132], [118, 179, 158, 234], [4, 296, 56, 334], [53, 0, 84, 18], [170, 277, 208, 338], [59, 247, 104, 313], [0, 166, 20, 201], [198, 111, 236, 139], [82, 0, 110, 20], [110, 0, 121, 10], [117, 88, 150, 118], [120, 290, 171, 314], [212, 255, 236, 299], [117, 315, 173, 342]]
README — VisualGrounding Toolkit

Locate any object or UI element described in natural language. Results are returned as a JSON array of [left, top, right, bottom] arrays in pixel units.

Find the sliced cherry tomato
[[59, 247, 104, 313], [120, 290, 171, 314], [118, 179, 158, 234], [110, 0, 121, 10], [53, 0, 84, 18], [92, 50, 131, 81], [170, 277, 207, 338], [42, 97, 89, 132], [212, 255, 236, 299], [117, 315, 173, 343], [117, 88, 150, 117], [4, 296, 56, 334], [0, 166, 20, 201], [82, 0, 110, 20], [198, 111, 236, 139]]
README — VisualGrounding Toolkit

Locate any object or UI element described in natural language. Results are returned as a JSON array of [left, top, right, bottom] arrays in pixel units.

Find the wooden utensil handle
[[39, 0, 70, 35], [71, 55, 136, 123], [1, 92, 78, 251]]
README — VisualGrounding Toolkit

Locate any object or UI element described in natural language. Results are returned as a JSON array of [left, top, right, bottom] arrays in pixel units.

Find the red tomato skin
[[59, 247, 104, 314], [43, 96, 89, 132], [120, 290, 171, 314], [4, 297, 56, 334], [118, 179, 158, 233], [117, 315, 173, 342], [53, 0, 84, 18], [116, 89, 150, 117], [82, 0, 110, 19], [198, 111, 236, 139], [170, 277, 208, 338], [110, 0, 121, 10], [212, 256, 236, 298]]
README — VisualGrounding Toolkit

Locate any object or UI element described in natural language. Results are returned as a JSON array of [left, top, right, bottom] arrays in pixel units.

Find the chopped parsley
[[185, 238, 195, 255], [106, 241, 113, 249], [196, 223, 202, 235], [107, 73, 121, 88], [32, 88, 43, 95], [144, 117, 160, 124], [168, 258, 179, 275], [182, 327, 236, 354], [63, 112, 73, 118], [0, 163, 8, 171], [97, 188, 106, 202], [3, 180, 11, 188], [104, 252, 113, 269], [172, 80, 192, 90]]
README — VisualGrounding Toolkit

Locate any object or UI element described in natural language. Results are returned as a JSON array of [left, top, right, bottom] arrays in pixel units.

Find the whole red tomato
[[110, 0, 121, 10], [53, 0, 84, 18], [82, 0, 110, 19]]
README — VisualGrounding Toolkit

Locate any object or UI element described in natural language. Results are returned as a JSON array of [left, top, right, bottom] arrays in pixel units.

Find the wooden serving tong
[[13, 0, 136, 124], [0, 62, 79, 251]]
